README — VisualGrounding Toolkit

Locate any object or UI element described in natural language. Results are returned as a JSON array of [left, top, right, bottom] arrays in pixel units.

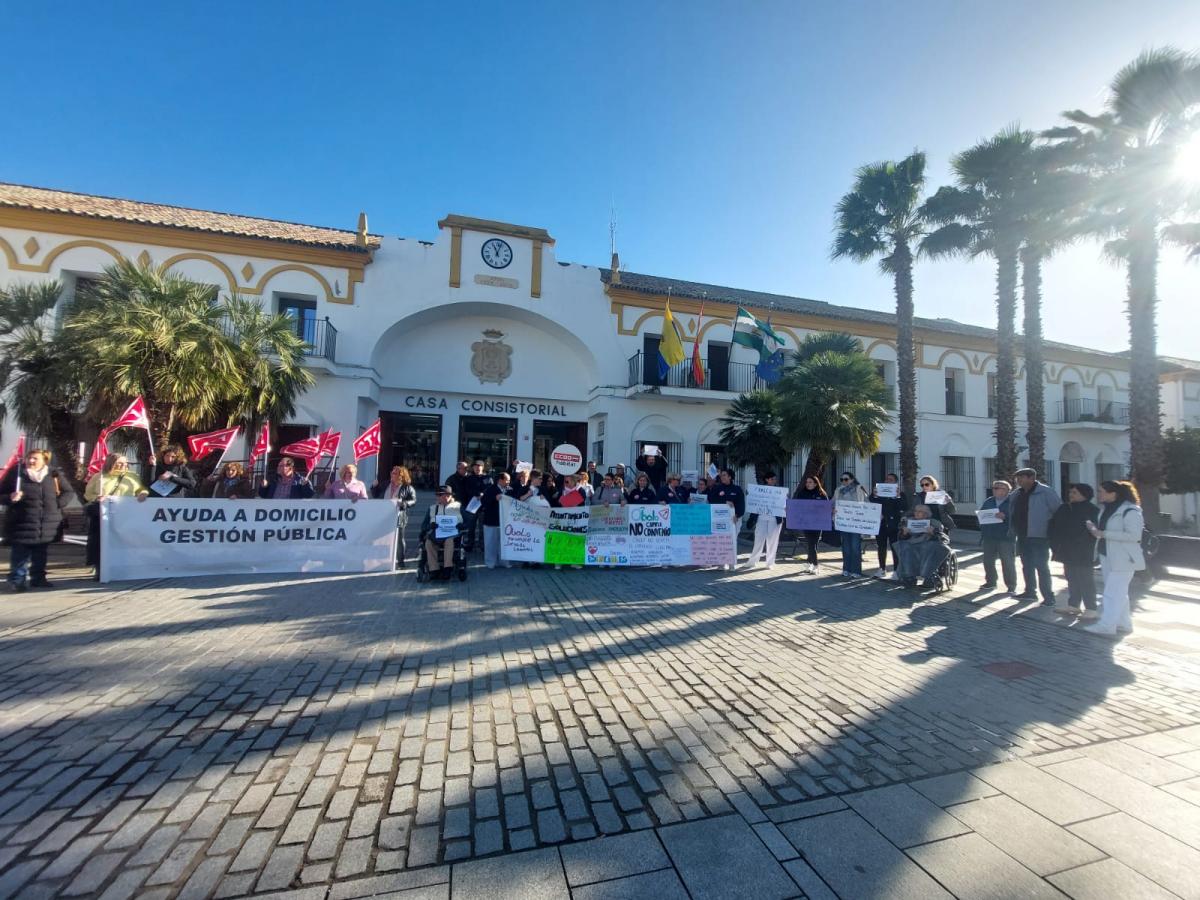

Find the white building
[[0, 181, 1180, 517]]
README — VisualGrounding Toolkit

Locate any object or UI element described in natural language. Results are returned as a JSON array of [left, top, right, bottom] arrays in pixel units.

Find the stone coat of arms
[[471, 329, 512, 385]]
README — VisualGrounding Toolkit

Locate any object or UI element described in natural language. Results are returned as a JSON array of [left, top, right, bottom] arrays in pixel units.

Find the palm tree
[[0, 280, 93, 491], [775, 334, 892, 481], [922, 126, 1039, 478], [717, 390, 790, 482], [832, 152, 927, 497], [1045, 48, 1200, 518]]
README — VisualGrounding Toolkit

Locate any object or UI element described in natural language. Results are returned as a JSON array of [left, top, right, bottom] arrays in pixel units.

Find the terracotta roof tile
[[0, 182, 380, 252]]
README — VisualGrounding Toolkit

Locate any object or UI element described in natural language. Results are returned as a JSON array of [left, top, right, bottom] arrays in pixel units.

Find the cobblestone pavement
[[1, 545, 1199, 898]]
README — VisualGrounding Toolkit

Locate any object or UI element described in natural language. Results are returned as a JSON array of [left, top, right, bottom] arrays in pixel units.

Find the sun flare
[[1175, 131, 1200, 183]]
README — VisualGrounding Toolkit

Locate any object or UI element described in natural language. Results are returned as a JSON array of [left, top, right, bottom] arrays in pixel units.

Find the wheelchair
[[415, 524, 468, 583], [898, 546, 959, 594]]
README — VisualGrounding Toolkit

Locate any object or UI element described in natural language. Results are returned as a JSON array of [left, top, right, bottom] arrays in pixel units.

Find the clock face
[[481, 238, 513, 269]]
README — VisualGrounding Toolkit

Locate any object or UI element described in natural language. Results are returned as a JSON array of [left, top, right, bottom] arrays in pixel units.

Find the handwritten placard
[[874, 483, 899, 498], [924, 490, 949, 506], [745, 484, 788, 518], [833, 501, 883, 536], [545, 531, 585, 565], [905, 518, 931, 534], [786, 499, 833, 531], [976, 508, 1004, 526]]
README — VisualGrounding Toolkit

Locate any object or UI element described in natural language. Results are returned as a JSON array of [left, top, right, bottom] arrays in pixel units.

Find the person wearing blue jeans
[[1009, 468, 1062, 605], [834, 472, 868, 577]]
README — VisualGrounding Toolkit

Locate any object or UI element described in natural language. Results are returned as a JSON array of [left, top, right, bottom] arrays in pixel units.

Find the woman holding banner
[[325, 463, 368, 500], [373, 465, 417, 567], [659, 474, 688, 504], [205, 462, 251, 499], [627, 473, 659, 504], [792, 475, 828, 575], [1, 449, 75, 590], [84, 453, 149, 578], [834, 472, 869, 577]]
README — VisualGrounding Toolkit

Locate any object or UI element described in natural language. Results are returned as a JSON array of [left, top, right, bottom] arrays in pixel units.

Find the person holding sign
[[914, 475, 956, 532], [636, 447, 668, 490], [895, 505, 952, 589], [709, 469, 746, 570], [1, 449, 75, 591], [834, 472, 869, 577], [977, 480, 1017, 593], [792, 475, 828, 574], [480, 472, 511, 569], [419, 485, 463, 580], [748, 472, 785, 569], [870, 473, 907, 579], [150, 446, 197, 499], [557, 474, 586, 508]]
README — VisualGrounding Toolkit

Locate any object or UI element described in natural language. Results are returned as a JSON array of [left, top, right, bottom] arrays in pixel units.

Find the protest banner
[[499, 497, 734, 566], [976, 508, 1004, 526], [100, 498, 398, 582], [833, 500, 882, 536], [786, 499, 833, 531], [874, 483, 899, 498], [745, 484, 788, 518]]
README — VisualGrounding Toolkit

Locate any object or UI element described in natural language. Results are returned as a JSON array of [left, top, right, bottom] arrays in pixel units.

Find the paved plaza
[[2, 542, 1200, 899]]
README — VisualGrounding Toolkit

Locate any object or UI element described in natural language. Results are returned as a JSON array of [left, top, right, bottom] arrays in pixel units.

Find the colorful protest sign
[[100, 498, 397, 582], [786, 499, 833, 531], [499, 497, 733, 566], [746, 484, 788, 518], [833, 500, 883, 536]]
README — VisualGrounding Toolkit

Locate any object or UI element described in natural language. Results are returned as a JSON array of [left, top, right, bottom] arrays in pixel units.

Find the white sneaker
[[875, 567, 887, 579], [887, 572, 900, 581], [1082, 624, 1117, 636]]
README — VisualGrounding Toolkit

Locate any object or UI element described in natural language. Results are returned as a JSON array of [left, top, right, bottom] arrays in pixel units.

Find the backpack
[[1120, 507, 1159, 559]]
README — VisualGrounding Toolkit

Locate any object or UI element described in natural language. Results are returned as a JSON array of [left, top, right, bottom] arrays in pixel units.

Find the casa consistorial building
[[1, 182, 1191, 520]]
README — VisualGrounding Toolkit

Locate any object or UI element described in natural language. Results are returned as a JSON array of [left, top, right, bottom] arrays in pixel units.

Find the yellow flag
[[660, 301, 686, 367]]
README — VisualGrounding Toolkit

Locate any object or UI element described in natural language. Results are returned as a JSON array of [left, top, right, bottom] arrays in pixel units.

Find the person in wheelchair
[[895, 504, 952, 590], [419, 485, 464, 581]]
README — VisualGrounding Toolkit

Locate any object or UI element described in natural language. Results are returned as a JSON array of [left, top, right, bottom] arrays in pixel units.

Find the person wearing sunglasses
[[914, 475, 956, 532], [834, 471, 868, 577]]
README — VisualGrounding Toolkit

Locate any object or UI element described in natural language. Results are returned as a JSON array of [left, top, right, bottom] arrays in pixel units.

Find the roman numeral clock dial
[[481, 238, 513, 269]]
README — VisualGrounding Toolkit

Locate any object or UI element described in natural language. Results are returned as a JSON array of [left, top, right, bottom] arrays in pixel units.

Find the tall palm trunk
[[1021, 247, 1046, 478], [803, 450, 827, 483], [994, 239, 1020, 477], [893, 242, 919, 497], [1126, 220, 1163, 521]]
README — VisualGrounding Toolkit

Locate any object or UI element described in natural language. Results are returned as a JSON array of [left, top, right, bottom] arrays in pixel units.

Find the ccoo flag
[[317, 429, 342, 461], [86, 430, 111, 476], [353, 420, 382, 461], [187, 426, 241, 459], [248, 423, 271, 466], [656, 301, 687, 380], [281, 436, 322, 465]]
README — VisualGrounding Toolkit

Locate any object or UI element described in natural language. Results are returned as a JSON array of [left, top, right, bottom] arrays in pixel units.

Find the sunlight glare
[[1175, 131, 1200, 184]]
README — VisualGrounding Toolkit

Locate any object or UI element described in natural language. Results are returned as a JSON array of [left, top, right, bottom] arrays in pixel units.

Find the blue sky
[[4, 1, 1198, 357]]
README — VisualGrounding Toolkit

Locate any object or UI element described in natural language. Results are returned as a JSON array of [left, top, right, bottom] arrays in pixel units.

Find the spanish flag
[[657, 300, 687, 379]]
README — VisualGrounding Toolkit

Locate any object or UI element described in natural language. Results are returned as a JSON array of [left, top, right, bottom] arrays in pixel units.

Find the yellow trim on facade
[[158, 252, 240, 294], [40, 238, 124, 270], [448, 226, 462, 288], [531, 240, 543, 299]]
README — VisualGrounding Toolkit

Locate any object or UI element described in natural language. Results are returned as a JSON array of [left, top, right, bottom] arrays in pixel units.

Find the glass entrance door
[[459, 416, 516, 475], [382, 412, 442, 490], [533, 420, 588, 473]]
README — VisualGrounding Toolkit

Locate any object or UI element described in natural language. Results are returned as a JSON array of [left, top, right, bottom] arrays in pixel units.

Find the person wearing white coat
[[1083, 480, 1145, 637], [748, 473, 784, 569]]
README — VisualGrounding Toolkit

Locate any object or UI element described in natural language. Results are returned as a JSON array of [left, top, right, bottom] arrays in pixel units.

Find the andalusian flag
[[732, 306, 784, 361], [657, 301, 687, 379]]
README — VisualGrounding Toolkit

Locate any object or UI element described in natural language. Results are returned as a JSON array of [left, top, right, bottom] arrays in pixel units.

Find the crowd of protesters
[[2, 444, 1156, 637]]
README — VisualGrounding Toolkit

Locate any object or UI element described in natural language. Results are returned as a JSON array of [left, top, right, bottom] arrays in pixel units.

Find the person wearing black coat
[[150, 446, 197, 498], [792, 475, 829, 574], [0, 449, 75, 590], [627, 473, 660, 504], [914, 475, 956, 531], [258, 457, 315, 499], [870, 473, 907, 578], [708, 469, 746, 570], [635, 452, 668, 490], [1048, 483, 1100, 616], [658, 474, 688, 504]]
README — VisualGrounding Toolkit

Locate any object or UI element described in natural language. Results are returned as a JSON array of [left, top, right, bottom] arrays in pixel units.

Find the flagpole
[[13, 434, 25, 493]]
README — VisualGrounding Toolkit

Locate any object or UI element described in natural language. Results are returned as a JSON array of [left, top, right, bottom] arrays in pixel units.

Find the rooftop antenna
[[609, 202, 621, 284]]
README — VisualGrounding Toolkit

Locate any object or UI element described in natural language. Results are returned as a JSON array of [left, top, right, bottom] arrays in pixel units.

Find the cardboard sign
[[905, 518, 931, 534], [833, 501, 883, 536], [874, 483, 899, 498], [786, 499, 833, 531], [435, 515, 459, 539], [745, 484, 788, 518], [976, 508, 1004, 526], [550, 444, 583, 475], [924, 490, 949, 506]]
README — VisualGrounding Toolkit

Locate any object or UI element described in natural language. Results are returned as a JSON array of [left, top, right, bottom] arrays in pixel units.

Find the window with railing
[[592, 440, 604, 466], [940, 455, 975, 504], [945, 368, 966, 416], [626, 351, 757, 392]]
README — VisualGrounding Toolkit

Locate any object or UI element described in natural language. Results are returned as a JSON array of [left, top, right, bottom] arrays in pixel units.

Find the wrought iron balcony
[[627, 352, 759, 393], [1055, 398, 1129, 425], [216, 315, 337, 363]]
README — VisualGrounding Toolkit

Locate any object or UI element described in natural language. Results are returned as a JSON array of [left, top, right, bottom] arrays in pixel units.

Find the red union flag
[[108, 396, 150, 432], [353, 420, 381, 461], [86, 430, 110, 476], [248, 423, 271, 466], [187, 426, 240, 459], [317, 429, 341, 461], [0, 434, 27, 482], [281, 436, 322, 460]]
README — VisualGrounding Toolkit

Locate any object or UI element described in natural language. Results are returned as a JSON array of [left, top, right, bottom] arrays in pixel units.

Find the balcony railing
[[1055, 398, 1129, 425], [216, 315, 337, 363], [945, 390, 965, 416], [627, 352, 759, 392]]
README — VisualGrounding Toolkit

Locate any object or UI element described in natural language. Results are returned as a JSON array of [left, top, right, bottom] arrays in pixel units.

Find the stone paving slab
[[0, 547, 1199, 897]]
